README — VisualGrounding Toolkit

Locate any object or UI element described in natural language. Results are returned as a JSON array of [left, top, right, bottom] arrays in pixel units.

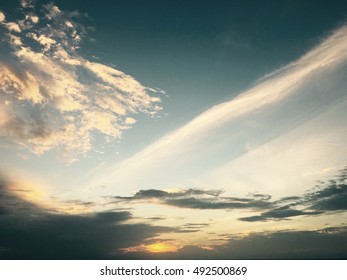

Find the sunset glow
[[1, 0, 347, 260]]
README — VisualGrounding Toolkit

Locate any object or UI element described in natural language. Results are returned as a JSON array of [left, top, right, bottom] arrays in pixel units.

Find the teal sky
[[1, 0, 347, 259]]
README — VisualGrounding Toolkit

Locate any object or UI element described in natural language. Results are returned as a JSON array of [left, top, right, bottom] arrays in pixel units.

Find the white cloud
[[201, 97, 347, 198], [5, 22, 21, 32], [37, 34, 57, 47], [0, 11, 5, 22], [0, 2, 161, 162], [91, 24, 347, 193], [125, 117, 137, 125], [29, 15, 39, 23]]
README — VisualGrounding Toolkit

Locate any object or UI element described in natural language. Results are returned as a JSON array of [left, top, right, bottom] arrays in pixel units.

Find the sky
[[1, 0, 347, 259]]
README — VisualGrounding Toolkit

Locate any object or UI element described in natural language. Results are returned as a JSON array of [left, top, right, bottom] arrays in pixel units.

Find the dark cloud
[[239, 206, 322, 222], [111, 167, 347, 222], [240, 167, 347, 221], [308, 185, 347, 211], [121, 226, 347, 260], [62, 199, 96, 207], [112, 188, 274, 210], [0, 177, 173, 260]]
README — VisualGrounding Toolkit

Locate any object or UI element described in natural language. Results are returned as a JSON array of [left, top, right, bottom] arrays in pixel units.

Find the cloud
[[93, 22, 347, 191], [239, 206, 322, 222], [0, 11, 5, 23], [111, 167, 347, 221], [171, 226, 347, 259], [4, 22, 21, 33], [20, 0, 34, 9], [1, 170, 347, 259], [0, 2, 161, 162], [0, 175, 172, 259], [240, 167, 347, 221], [117, 225, 347, 259], [112, 188, 274, 210]]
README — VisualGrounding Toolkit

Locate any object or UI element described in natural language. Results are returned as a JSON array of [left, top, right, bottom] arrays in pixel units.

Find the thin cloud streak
[[96, 23, 347, 190]]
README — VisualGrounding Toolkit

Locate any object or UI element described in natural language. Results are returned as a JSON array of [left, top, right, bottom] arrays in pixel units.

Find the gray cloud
[[120, 226, 347, 260], [1, 169, 347, 259], [240, 167, 347, 222], [239, 206, 322, 222], [111, 167, 347, 222], [0, 176, 173, 260], [112, 188, 274, 210]]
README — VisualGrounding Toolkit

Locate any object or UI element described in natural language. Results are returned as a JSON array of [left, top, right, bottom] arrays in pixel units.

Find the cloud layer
[[0, 174, 172, 259], [0, 2, 161, 162], [112, 188, 273, 210], [2, 170, 347, 260], [122, 226, 347, 260], [112, 167, 347, 222]]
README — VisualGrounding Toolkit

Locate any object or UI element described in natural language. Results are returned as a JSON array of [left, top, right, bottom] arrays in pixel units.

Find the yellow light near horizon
[[145, 243, 177, 253]]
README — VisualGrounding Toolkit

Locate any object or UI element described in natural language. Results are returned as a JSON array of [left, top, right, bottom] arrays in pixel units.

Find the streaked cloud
[[0, 2, 161, 162], [111, 167, 347, 221], [241, 167, 347, 221], [112, 188, 274, 210], [239, 206, 322, 222], [94, 23, 347, 191]]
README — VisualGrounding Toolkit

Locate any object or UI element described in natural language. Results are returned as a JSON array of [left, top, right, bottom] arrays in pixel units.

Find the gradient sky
[[1, 0, 347, 259]]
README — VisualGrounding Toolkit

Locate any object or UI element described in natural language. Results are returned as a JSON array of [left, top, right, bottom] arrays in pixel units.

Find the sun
[[145, 243, 177, 253]]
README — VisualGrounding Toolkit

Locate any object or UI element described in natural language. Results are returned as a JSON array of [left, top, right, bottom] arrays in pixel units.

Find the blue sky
[[1, 0, 347, 259]]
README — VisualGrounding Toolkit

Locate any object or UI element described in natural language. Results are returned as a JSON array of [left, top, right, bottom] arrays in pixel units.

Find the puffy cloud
[[0, 11, 5, 22], [4, 22, 21, 33], [0, 2, 161, 162], [28, 15, 39, 23]]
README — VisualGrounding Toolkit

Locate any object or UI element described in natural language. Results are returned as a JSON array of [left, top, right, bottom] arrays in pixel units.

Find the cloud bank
[[2, 170, 347, 260], [0, 174, 172, 259], [112, 167, 347, 221], [112, 188, 273, 210], [122, 226, 347, 260], [0, 2, 161, 162]]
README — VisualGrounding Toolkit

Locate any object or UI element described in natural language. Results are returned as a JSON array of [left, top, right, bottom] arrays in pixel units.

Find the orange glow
[[4, 172, 95, 214], [145, 242, 177, 253]]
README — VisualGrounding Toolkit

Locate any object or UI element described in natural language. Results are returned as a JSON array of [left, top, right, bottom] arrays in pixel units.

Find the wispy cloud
[[94, 22, 347, 190], [0, 2, 161, 162]]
